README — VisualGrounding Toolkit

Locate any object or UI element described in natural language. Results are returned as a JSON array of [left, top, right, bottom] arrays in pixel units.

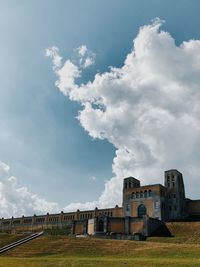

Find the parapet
[[123, 177, 140, 189]]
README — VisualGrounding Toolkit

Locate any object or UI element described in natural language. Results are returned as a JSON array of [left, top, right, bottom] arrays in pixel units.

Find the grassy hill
[[0, 233, 27, 248], [148, 221, 200, 243], [167, 221, 200, 238], [0, 222, 200, 267]]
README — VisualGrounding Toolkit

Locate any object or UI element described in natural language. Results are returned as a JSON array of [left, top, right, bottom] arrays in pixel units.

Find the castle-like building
[[0, 169, 200, 237], [123, 169, 186, 221]]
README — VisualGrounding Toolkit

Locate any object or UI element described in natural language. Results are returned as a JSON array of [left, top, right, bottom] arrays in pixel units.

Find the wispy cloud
[[90, 175, 97, 181], [76, 45, 95, 68], [45, 46, 62, 70]]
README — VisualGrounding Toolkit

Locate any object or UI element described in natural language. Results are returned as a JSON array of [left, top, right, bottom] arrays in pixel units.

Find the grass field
[[0, 222, 200, 267], [0, 233, 27, 248]]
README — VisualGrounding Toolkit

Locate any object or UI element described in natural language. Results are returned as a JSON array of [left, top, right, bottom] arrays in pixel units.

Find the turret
[[123, 177, 140, 190]]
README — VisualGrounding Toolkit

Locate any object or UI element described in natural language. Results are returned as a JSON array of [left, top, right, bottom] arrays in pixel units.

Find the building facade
[[123, 169, 188, 221], [0, 169, 199, 236]]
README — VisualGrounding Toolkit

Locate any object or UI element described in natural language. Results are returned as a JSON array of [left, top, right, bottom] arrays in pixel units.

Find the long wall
[[0, 206, 123, 233], [186, 200, 200, 217]]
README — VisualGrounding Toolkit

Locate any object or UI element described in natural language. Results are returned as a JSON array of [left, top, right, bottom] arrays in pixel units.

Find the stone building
[[0, 169, 199, 236], [123, 169, 187, 221]]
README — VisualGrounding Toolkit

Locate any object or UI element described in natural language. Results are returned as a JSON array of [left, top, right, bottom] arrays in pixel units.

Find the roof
[[165, 169, 182, 174]]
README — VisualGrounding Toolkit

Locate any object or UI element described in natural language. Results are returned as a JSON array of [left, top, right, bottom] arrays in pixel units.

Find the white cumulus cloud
[[47, 18, 200, 211], [77, 45, 88, 57], [0, 161, 59, 218]]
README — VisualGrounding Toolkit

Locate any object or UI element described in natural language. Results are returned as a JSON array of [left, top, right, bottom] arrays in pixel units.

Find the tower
[[122, 177, 140, 216], [164, 169, 186, 220]]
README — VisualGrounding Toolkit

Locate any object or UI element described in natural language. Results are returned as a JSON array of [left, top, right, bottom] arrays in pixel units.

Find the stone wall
[[108, 218, 124, 233], [186, 200, 200, 216], [0, 206, 122, 233]]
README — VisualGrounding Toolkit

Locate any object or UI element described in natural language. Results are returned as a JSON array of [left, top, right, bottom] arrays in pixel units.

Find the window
[[173, 194, 176, 198], [3, 221, 10, 225], [136, 192, 139, 198], [172, 182, 175, 187], [36, 218, 45, 223], [131, 192, 135, 199], [148, 190, 152, 197], [171, 175, 174, 181], [138, 204, 147, 217], [168, 183, 170, 187], [169, 206, 172, 211], [154, 201, 159, 209], [144, 190, 147, 198], [24, 219, 32, 224], [126, 204, 130, 212], [167, 175, 170, 182], [168, 194, 171, 199], [140, 191, 143, 198], [13, 220, 20, 225]]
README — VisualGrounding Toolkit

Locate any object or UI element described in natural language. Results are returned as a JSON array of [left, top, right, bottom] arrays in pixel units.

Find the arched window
[[138, 204, 147, 217], [131, 192, 135, 199], [148, 190, 152, 197], [144, 190, 147, 198], [136, 192, 139, 198], [140, 191, 143, 198]]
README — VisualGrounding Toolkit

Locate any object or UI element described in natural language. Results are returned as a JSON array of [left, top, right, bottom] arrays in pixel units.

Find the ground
[[0, 222, 200, 267]]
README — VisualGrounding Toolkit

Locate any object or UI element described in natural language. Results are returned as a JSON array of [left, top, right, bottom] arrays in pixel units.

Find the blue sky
[[1, 0, 200, 216]]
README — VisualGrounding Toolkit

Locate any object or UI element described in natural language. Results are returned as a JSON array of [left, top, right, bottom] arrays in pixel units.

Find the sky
[[1, 0, 200, 217]]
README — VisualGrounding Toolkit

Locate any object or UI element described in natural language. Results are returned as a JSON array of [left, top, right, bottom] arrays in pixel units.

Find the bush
[[44, 226, 71, 236]]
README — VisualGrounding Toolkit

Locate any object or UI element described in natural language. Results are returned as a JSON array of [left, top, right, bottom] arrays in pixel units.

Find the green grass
[[0, 222, 200, 266], [0, 255, 199, 267], [0, 233, 27, 248], [0, 249, 200, 267]]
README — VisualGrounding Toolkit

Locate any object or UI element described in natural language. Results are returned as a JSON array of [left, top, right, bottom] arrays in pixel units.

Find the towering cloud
[[46, 18, 200, 211]]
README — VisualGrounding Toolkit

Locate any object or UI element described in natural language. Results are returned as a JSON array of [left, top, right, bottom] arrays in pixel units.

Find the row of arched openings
[[131, 190, 152, 199]]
